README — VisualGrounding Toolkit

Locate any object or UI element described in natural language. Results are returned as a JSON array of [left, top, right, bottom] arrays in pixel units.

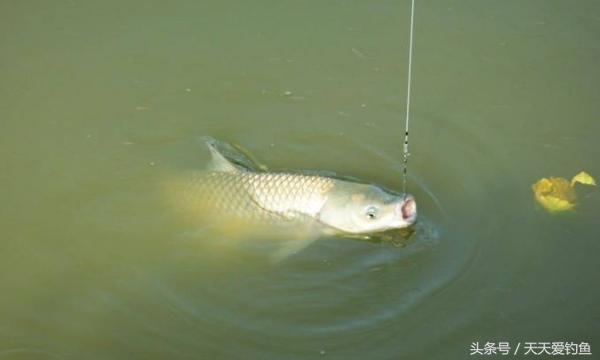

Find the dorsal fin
[[206, 140, 240, 172], [201, 136, 266, 173]]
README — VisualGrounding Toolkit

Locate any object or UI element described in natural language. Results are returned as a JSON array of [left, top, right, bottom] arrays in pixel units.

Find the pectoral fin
[[269, 220, 323, 263], [270, 235, 319, 263]]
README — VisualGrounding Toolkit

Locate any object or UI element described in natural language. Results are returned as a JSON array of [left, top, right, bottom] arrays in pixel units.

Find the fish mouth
[[399, 195, 417, 223]]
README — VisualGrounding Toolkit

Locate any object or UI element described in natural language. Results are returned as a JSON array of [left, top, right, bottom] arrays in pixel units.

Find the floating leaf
[[536, 193, 575, 212], [570, 171, 596, 187], [533, 171, 596, 212], [532, 177, 576, 212]]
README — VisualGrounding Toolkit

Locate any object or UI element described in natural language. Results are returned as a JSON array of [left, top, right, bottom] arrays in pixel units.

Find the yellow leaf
[[532, 177, 576, 212], [536, 195, 575, 212], [532, 178, 553, 194], [571, 171, 596, 187]]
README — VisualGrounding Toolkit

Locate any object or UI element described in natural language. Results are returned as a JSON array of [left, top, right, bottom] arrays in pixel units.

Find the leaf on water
[[532, 177, 576, 212], [570, 171, 596, 187], [533, 171, 596, 212], [533, 178, 553, 194], [536, 193, 575, 212]]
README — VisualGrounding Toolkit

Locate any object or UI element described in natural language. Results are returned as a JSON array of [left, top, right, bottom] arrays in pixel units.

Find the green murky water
[[1, 1, 599, 359]]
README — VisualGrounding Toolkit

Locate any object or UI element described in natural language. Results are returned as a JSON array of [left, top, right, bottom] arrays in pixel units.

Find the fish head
[[318, 182, 417, 234]]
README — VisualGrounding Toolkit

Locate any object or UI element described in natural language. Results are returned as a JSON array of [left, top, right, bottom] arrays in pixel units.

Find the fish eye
[[365, 206, 378, 220]]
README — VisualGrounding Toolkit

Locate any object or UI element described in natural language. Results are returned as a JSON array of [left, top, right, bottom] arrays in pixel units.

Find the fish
[[165, 137, 417, 258]]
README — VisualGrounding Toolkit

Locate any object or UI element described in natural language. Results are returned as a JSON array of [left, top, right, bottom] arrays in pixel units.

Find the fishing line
[[402, 0, 416, 196]]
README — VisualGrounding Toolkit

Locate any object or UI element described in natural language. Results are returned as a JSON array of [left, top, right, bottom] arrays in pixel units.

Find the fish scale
[[180, 170, 335, 224]]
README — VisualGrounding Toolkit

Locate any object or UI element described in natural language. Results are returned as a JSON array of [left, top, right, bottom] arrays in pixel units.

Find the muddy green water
[[1, 1, 599, 359]]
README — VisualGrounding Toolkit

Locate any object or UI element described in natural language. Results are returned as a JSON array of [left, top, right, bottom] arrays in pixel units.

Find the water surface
[[1, 1, 599, 359]]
